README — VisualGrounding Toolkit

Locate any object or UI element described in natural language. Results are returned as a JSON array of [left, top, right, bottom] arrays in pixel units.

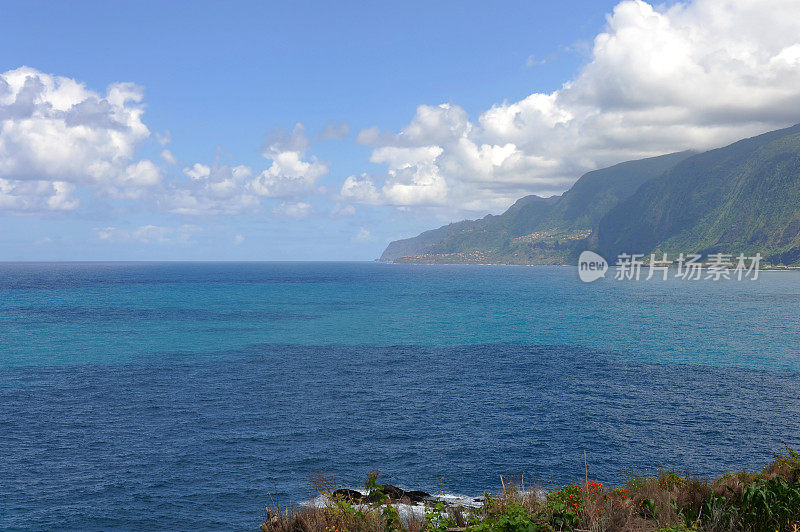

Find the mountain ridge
[[380, 123, 800, 266], [380, 150, 694, 263]]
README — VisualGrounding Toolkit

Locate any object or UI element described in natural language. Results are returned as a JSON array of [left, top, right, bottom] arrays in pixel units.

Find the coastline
[[262, 448, 800, 531]]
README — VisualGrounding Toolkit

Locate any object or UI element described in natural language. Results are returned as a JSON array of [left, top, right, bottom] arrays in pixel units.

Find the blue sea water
[[1, 262, 799, 530]]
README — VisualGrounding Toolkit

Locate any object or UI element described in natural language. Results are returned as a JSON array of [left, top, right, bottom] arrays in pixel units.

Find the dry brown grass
[[260, 447, 800, 531]]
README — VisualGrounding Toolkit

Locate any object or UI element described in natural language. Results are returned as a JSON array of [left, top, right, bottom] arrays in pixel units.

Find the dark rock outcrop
[[337, 485, 432, 504], [380, 484, 406, 500], [404, 490, 432, 503], [331, 488, 364, 502]]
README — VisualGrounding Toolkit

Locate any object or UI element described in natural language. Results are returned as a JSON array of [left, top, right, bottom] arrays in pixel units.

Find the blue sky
[[2, 0, 800, 260]]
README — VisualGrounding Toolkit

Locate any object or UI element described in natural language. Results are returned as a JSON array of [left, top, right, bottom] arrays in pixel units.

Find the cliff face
[[382, 124, 800, 266], [380, 151, 693, 264], [597, 124, 800, 265]]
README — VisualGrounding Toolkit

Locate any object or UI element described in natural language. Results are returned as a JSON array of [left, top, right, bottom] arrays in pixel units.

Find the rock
[[361, 491, 386, 504], [335, 485, 431, 504], [380, 484, 406, 500], [404, 490, 432, 503], [332, 488, 364, 502]]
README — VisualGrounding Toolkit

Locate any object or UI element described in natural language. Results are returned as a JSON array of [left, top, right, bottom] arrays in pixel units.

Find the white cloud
[[167, 125, 328, 215], [346, 0, 800, 213], [370, 145, 443, 168], [249, 124, 328, 198], [382, 161, 449, 206], [160, 149, 177, 165], [0, 67, 150, 193], [0, 69, 332, 217], [234, 234, 245, 245], [164, 164, 259, 215], [0, 178, 79, 212], [346, 104, 566, 209], [249, 149, 328, 198], [354, 227, 372, 241], [526, 54, 554, 67], [331, 203, 356, 217], [340, 174, 381, 204], [8, 0, 800, 222], [95, 224, 200, 244], [183, 163, 211, 180], [0, 66, 171, 212], [102, 159, 162, 199], [273, 201, 312, 218]]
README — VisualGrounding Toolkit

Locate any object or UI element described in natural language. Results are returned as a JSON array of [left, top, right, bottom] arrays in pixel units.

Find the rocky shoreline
[[330, 486, 435, 505]]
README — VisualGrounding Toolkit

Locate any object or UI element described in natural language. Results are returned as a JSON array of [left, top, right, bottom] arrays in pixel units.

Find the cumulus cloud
[[249, 123, 328, 198], [160, 149, 177, 165], [0, 178, 79, 212], [249, 149, 328, 198], [345, 103, 567, 210], [0, 68, 329, 217], [167, 123, 329, 215], [0, 66, 162, 211], [526, 53, 555, 67], [103, 159, 162, 199], [183, 163, 211, 180], [164, 164, 259, 215], [95, 224, 201, 244], [345, 0, 800, 213], [272, 201, 312, 218], [7, 0, 800, 222], [0, 67, 150, 183]]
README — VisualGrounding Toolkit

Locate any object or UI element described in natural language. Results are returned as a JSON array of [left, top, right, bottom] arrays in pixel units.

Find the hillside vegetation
[[382, 124, 800, 266], [261, 445, 800, 531]]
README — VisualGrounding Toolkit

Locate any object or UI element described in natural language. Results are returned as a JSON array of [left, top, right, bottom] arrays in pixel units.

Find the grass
[[260, 445, 800, 531]]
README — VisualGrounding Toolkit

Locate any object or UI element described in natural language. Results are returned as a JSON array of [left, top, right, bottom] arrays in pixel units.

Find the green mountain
[[537, 151, 694, 232], [379, 195, 563, 261], [596, 123, 800, 264], [380, 151, 693, 263]]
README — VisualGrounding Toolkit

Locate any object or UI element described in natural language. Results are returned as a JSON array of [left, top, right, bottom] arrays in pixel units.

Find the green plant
[[623, 469, 647, 491], [381, 504, 402, 530], [638, 497, 657, 519], [425, 500, 456, 532], [326, 496, 366, 522], [365, 470, 389, 505], [740, 477, 800, 531], [766, 443, 800, 482], [659, 470, 686, 490], [469, 502, 547, 532]]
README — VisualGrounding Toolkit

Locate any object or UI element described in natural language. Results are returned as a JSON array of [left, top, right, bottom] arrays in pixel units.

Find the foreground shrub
[[261, 446, 800, 531]]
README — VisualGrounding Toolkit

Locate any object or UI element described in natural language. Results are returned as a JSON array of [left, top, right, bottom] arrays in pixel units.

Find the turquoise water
[[1, 262, 799, 529], [2, 262, 799, 370]]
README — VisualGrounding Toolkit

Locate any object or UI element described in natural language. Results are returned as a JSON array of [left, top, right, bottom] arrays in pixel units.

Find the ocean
[[1, 262, 798, 530]]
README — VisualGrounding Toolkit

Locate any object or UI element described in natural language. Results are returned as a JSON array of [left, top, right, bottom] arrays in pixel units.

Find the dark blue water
[[1, 262, 799, 530]]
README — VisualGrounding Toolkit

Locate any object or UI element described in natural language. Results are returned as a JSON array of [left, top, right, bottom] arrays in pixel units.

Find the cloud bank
[[342, 0, 800, 212], [3, 0, 800, 221]]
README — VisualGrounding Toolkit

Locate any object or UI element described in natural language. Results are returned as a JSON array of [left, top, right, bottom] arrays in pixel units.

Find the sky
[[2, 0, 800, 260]]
